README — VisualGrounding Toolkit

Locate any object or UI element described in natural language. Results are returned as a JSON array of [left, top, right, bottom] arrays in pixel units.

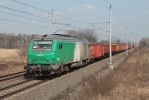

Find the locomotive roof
[[33, 34, 89, 43]]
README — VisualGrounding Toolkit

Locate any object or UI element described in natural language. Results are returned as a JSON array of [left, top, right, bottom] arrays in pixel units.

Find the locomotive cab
[[25, 39, 58, 75], [28, 40, 53, 64]]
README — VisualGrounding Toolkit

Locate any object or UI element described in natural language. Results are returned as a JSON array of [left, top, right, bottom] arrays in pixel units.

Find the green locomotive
[[24, 34, 90, 76]]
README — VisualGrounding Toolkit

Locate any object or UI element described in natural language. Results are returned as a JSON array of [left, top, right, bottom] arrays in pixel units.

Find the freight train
[[24, 34, 132, 76]]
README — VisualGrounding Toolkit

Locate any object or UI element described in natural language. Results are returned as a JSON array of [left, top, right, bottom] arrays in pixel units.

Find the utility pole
[[109, 5, 113, 69], [52, 9, 54, 34], [126, 26, 128, 55], [130, 34, 133, 52]]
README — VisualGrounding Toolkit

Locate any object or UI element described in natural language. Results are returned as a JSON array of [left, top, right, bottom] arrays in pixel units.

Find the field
[[0, 49, 25, 76], [77, 48, 149, 100], [0, 49, 19, 60]]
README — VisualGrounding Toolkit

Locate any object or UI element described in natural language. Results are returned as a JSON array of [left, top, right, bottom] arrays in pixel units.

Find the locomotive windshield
[[33, 40, 52, 50]]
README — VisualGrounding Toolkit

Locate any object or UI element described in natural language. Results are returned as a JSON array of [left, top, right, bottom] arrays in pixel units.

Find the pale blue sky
[[0, 0, 149, 42]]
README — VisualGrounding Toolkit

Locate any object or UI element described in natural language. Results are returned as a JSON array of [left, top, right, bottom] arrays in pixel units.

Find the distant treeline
[[0, 32, 36, 48], [0, 30, 133, 49], [139, 38, 149, 48], [0, 30, 98, 49]]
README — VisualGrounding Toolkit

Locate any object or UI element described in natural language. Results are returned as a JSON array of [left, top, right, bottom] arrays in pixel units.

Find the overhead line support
[[52, 9, 54, 34], [109, 5, 113, 69]]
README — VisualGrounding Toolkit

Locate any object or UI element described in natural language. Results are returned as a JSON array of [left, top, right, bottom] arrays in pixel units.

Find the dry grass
[[0, 44, 28, 61], [78, 48, 149, 100], [17, 44, 28, 59], [0, 60, 25, 76], [0, 49, 19, 60], [0, 49, 26, 76]]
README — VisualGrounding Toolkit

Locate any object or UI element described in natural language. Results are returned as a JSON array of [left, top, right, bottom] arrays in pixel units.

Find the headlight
[[46, 59, 52, 62], [29, 59, 33, 62]]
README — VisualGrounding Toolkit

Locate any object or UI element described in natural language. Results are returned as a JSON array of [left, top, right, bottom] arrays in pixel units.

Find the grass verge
[[78, 48, 149, 100]]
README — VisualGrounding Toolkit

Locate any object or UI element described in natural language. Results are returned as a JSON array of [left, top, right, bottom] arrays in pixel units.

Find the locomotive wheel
[[64, 65, 69, 72], [57, 69, 61, 74], [60, 65, 64, 73]]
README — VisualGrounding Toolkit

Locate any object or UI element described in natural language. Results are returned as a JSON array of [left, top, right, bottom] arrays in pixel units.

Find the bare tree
[[0, 32, 36, 48], [139, 38, 149, 48], [100, 40, 109, 44], [65, 29, 97, 43], [66, 30, 77, 35]]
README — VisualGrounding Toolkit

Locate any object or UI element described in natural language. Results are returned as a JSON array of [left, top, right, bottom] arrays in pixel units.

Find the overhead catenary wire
[[12, 0, 51, 14], [89, 23, 104, 30], [68, 25, 86, 30], [0, 5, 51, 21], [103, 0, 127, 31], [54, 23, 70, 25], [1, 0, 113, 33], [12, 0, 88, 24], [11, 0, 95, 32], [0, 17, 49, 28], [69, 24, 107, 31], [104, 0, 111, 5], [54, 24, 69, 33], [54, 14, 88, 24], [0, 10, 49, 23], [51, 14, 109, 29], [11, 0, 94, 25], [12, 0, 103, 24], [89, 22, 109, 24], [0, 6, 85, 32]]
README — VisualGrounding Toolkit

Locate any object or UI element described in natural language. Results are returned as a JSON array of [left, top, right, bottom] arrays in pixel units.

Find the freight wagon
[[90, 44, 103, 60]]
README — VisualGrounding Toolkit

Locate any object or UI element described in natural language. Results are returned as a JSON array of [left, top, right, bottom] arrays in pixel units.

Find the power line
[[11, 0, 110, 31], [103, 0, 127, 27], [55, 12, 107, 25], [89, 22, 108, 29], [55, 14, 88, 24], [13, 0, 88, 24], [0, 10, 49, 23], [12, 0, 51, 14], [69, 24, 106, 31], [3, 0, 109, 32], [12, 0, 94, 32], [69, 25, 85, 30], [103, 0, 111, 5], [54, 23, 70, 25], [89, 22, 109, 24], [112, 7, 127, 26], [0, 4, 51, 21], [54, 24, 69, 33], [11, 0, 91, 25], [0, 17, 49, 28]]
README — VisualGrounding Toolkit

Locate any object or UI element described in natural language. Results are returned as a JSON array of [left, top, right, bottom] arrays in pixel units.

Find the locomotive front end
[[24, 39, 56, 75]]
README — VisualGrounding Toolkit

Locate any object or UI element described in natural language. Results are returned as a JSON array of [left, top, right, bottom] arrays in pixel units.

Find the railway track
[[0, 52, 127, 100], [0, 74, 61, 100], [0, 79, 48, 99], [0, 71, 26, 82]]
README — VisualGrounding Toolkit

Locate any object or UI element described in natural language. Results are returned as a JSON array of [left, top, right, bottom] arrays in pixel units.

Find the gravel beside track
[[5, 52, 127, 100]]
